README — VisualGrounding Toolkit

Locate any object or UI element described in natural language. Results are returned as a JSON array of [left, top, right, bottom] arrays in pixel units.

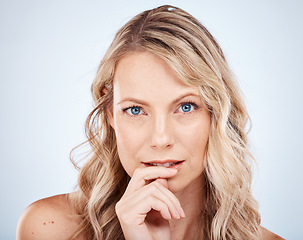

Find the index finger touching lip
[[126, 167, 178, 193]]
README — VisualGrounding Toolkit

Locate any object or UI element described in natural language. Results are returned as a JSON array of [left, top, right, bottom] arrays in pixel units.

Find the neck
[[169, 174, 206, 240]]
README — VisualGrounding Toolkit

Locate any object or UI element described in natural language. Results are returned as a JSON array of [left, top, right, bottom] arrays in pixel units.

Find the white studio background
[[1, 0, 302, 239]]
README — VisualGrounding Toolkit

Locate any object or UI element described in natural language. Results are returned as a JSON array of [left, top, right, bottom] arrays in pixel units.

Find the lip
[[142, 160, 185, 171]]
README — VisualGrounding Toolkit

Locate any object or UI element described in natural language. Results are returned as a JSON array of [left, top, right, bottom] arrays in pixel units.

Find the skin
[[16, 194, 86, 240], [16, 51, 285, 240], [109, 51, 211, 239]]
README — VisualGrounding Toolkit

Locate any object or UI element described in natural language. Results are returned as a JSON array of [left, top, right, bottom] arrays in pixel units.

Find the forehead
[[113, 51, 199, 99]]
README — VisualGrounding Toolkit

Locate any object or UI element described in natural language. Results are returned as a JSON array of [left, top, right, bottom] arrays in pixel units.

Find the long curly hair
[[70, 5, 261, 240]]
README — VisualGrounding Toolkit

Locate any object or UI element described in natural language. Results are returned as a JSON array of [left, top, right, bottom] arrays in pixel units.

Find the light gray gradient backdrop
[[1, 1, 302, 239]]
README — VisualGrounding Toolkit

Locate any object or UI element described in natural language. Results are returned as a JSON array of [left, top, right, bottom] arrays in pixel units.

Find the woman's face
[[109, 51, 211, 193]]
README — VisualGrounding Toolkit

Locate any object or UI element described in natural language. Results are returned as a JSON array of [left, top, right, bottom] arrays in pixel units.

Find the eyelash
[[122, 101, 200, 116], [122, 105, 145, 116], [176, 101, 200, 113]]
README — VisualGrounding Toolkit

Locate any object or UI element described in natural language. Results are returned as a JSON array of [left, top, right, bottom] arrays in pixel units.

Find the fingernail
[[174, 210, 181, 219], [179, 207, 185, 218], [167, 168, 177, 172]]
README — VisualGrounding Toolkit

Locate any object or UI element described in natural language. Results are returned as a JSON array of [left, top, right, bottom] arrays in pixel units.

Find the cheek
[[178, 116, 210, 160], [113, 117, 146, 176]]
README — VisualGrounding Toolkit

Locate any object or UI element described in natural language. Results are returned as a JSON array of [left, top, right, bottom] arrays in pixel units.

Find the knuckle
[[132, 167, 143, 177], [115, 199, 125, 214], [115, 201, 128, 222], [151, 180, 161, 188], [115, 201, 121, 213], [148, 181, 161, 192]]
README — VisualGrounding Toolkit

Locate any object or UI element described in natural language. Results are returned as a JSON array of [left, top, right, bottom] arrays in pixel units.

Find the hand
[[115, 167, 185, 240]]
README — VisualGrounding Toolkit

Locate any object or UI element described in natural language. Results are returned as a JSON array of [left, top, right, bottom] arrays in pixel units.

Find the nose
[[150, 115, 175, 150]]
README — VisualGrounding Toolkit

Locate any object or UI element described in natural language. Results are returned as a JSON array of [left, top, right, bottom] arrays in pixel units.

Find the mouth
[[143, 160, 185, 170]]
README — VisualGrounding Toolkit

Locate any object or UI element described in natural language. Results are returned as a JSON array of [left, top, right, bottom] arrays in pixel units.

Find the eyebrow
[[117, 92, 201, 106]]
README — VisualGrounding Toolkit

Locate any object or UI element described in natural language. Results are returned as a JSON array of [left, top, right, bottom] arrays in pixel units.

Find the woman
[[17, 5, 284, 240]]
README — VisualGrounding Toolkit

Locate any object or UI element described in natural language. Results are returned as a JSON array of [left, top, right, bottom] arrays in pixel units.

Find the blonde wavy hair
[[70, 5, 261, 240]]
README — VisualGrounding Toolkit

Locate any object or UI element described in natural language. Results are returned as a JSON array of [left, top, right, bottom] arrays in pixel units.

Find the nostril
[[151, 142, 173, 150]]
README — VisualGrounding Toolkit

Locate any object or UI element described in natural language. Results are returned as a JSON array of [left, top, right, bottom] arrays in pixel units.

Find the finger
[[127, 170, 185, 218], [117, 190, 172, 225], [155, 178, 168, 188], [151, 180, 185, 218], [145, 196, 172, 221], [125, 167, 177, 194], [132, 180, 183, 219]]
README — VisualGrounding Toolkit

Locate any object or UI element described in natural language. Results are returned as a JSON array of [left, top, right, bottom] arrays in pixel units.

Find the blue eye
[[126, 106, 142, 115], [181, 103, 193, 112]]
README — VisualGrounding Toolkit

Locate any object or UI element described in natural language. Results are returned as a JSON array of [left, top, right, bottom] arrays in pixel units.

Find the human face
[[109, 51, 211, 193]]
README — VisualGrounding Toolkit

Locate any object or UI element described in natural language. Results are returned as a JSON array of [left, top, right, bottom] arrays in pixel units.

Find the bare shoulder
[[259, 226, 285, 240], [16, 193, 84, 240]]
